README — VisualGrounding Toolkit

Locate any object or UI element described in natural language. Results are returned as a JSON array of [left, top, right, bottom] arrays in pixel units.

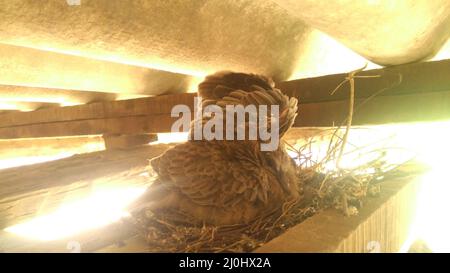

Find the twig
[[333, 64, 368, 169]]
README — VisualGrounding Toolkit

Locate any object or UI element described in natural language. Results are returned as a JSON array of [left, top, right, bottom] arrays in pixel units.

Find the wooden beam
[[0, 113, 181, 138], [0, 136, 104, 161], [3, 89, 450, 138], [255, 175, 420, 253], [3, 59, 450, 139], [278, 60, 450, 126], [0, 110, 20, 115], [103, 134, 157, 150], [0, 93, 195, 128], [0, 144, 170, 230], [278, 59, 450, 104], [0, 93, 195, 138], [297, 90, 450, 127], [0, 144, 171, 252]]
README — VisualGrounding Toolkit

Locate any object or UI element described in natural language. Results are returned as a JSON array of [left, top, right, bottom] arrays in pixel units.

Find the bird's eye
[[263, 153, 279, 171]]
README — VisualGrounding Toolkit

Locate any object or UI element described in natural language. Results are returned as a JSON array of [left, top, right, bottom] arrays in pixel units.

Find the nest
[[125, 65, 413, 252], [126, 140, 410, 252]]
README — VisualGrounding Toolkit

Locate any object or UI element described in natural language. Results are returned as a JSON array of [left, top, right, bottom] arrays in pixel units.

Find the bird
[[129, 71, 301, 226]]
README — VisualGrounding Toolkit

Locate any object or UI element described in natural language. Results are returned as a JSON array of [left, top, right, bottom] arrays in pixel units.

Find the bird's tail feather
[[126, 181, 173, 213]]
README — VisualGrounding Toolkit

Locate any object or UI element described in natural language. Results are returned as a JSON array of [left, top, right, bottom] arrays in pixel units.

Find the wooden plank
[[278, 59, 450, 104], [0, 136, 104, 159], [103, 134, 157, 150], [3, 58, 450, 138], [295, 90, 450, 127], [0, 136, 105, 169], [255, 175, 420, 253], [0, 110, 20, 115], [0, 144, 171, 231], [0, 143, 172, 252], [3, 89, 450, 137], [0, 221, 139, 253], [0, 93, 195, 138], [0, 93, 195, 128], [0, 114, 183, 138]]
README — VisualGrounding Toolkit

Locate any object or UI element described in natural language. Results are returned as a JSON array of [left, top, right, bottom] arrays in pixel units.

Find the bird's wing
[[151, 140, 272, 208], [214, 88, 298, 138], [198, 71, 275, 101]]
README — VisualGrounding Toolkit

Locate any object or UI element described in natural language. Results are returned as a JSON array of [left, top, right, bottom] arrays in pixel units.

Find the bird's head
[[262, 149, 300, 200], [263, 149, 291, 169], [262, 148, 298, 187]]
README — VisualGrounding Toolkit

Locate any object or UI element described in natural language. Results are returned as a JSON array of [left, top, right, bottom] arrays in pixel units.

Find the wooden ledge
[[255, 176, 420, 253]]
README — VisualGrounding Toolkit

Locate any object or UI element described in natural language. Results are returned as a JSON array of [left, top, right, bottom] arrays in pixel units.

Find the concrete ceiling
[[0, 0, 449, 111], [271, 0, 450, 65], [0, 0, 309, 80]]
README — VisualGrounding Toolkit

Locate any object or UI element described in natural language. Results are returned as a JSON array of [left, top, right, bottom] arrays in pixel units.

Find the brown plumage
[[138, 140, 299, 225], [194, 71, 298, 140], [198, 71, 275, 101], [130, 72, 301, 226]]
